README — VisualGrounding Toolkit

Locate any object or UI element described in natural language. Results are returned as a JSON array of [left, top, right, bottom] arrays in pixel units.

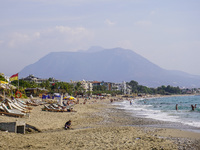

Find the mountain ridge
[[20, 47, 200, 87]]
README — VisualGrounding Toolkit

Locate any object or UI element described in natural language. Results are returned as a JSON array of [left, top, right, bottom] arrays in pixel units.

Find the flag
[[9, 73, 18, 81]]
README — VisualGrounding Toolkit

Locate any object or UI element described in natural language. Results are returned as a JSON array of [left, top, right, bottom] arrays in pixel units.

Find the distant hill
[[20, 47, 200, 87]]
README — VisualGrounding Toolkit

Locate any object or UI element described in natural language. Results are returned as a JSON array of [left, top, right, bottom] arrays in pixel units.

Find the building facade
[[21, 74, 60, 84]]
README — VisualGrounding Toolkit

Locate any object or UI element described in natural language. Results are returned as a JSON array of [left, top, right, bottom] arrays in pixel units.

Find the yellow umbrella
[[69, 96, 75, 100], [0, 81, 8, 84], [65, 96, 75, 100]]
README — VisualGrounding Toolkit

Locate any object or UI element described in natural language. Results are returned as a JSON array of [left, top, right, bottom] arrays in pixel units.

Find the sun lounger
[[13, 101, 27, 110], [26, 100, 39, 106], [10, 102, 30, 113], [16, 98, 27, 105], [49, 105, 62, 112], [42, 105, 55, 112], [42, 104, 74, 112], [16, 100, 33, 110], [52, 104, 59, 108], [15, 99, 28, 107], [5, 98, 13, 103], [2, 103, 24, 114]]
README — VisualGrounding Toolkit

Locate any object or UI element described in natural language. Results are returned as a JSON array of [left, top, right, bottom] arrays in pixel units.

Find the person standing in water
[[191, 105, 195, 111], [130, 100, 132, 105], [194, 104, 197, 108], [175, 104, 178, 110]]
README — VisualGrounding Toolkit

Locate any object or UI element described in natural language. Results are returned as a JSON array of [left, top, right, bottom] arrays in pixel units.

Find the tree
[[0, 75, 6, 81], [128, 80, 139, 93], [74, 82, 85, 96], [11, 79, 38, 88]]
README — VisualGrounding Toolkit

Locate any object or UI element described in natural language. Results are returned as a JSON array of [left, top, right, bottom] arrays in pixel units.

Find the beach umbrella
[[54, 93, 61, 97], [69, 97, 74, 100], [66, 96, 75, 100], [0, 81, 9, 89], [0, 81, 8, 84]]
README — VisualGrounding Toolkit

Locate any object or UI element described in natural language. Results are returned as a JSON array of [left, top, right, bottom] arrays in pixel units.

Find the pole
[[18, 73, 19, 90]]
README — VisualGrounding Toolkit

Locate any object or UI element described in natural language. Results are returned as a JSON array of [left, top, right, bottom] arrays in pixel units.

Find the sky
[[1, 0, 200, 77]]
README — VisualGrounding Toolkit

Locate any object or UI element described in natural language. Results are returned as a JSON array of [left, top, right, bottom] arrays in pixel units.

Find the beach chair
[[14, 101, 27, 110], [9, 102, 30, 113], [42, 105, 53, 111], [15, 99, 33, 110], [26, 99, 39, 106], [15, 98, 27, 105], [52, 104, 59, 108], [5, 98, 13, 103], [49, 105, 61, 112]]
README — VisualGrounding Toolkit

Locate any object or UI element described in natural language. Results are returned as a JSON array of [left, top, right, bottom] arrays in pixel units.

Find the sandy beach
[[0, 97, 200, 150]]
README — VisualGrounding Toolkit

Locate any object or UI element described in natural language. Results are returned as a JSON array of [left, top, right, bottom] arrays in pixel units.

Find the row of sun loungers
[[42, 104, 76, 112], [0, 103, 26, 118], [0, 95, 77, 117], [26, 98, 47, 106], [0, 98, 32, 118]]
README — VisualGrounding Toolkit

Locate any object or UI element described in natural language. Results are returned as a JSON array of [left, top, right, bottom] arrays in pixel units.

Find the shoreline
[[126, 94, 200, 131], [110, 103, 200, 137], [112, 100, 200, 134], [0, 97, 200, 149]]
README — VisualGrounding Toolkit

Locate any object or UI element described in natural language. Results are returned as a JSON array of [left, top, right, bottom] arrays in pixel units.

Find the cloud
[[7, 32, 40, 48], [0, 25, 94, 75], [55, 26, 90, 37], [105, 19, 116, 26], [8, 33, 31, 48], [49, 26, 93, 44], [4, 26, 93, 50]]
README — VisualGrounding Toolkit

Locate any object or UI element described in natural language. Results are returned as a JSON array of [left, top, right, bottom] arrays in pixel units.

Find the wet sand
[[0, 97, 200, 149]]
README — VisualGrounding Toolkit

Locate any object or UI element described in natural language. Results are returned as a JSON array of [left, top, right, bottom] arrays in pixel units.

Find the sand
[[0, 97, 200, 150]]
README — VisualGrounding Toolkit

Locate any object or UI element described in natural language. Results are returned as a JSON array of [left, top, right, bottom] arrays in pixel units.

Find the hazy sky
[[1, 0, 200, 77]]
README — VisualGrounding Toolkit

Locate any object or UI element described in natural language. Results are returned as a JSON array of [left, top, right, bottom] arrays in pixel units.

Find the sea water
[[113, 95, 200, 130]]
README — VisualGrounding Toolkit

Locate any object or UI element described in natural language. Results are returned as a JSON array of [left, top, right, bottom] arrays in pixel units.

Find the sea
[[113, 95, 200, 133]]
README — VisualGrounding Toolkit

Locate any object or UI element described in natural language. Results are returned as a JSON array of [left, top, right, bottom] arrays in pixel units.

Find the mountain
[[20, 47, 200, 87]]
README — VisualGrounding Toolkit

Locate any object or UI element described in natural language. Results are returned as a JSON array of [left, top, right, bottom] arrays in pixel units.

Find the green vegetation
[[127, 80, 181, 95], [0, 75, 6, 81], [12, 80, 37, 88], [73, 82, 85, 96], [8, 78, 184, 98], [10, 79, 74, 96]]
